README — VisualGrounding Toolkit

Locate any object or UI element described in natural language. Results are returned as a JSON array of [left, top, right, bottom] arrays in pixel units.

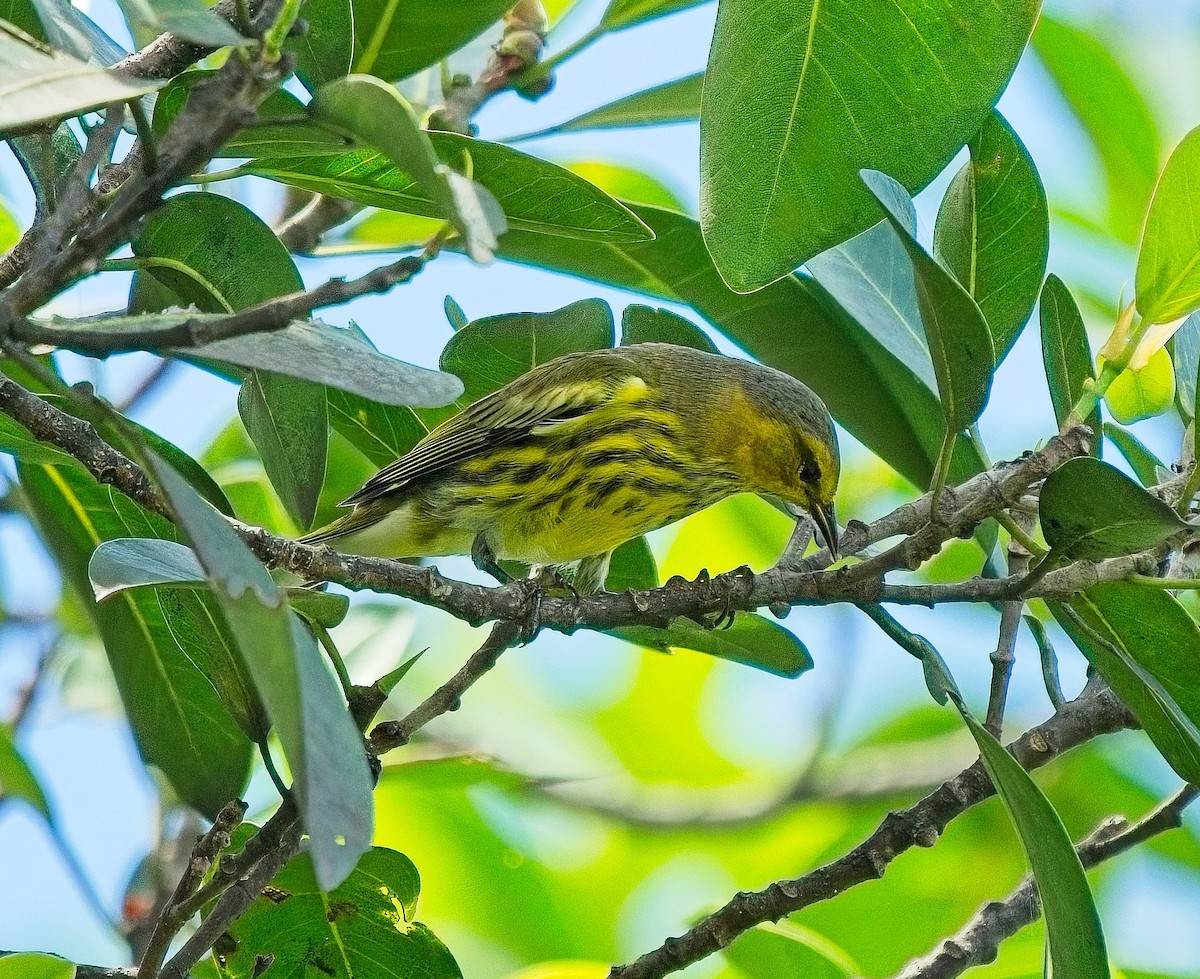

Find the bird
[[302, 342, 840, 594]]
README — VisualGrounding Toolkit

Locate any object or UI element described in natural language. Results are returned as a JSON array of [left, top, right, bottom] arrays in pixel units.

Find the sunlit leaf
[[1137, 125, 1200, 324], [1104, 347, 1176, 425]]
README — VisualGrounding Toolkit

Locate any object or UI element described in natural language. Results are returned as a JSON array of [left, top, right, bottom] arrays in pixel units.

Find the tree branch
[[606, 678, 1136, 979], [893, 783, 1200, 979]]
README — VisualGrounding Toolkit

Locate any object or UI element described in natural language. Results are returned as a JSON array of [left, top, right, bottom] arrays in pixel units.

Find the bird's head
[[718, 363, 841, 558]]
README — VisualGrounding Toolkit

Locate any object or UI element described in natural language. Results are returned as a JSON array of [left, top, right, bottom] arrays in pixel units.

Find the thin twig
[[893, 784, 1200, 979], [986, 523, 1033, 737], [606, 678, 1135, 979]]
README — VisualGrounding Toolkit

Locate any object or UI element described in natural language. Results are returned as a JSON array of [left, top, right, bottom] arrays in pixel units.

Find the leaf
[[619, 304, 717, 352], [214, 847, 462, 979], [1104, 347, 1176, 425], [147, 453, 373, 890], [0, 954, 75, 979], [700, 0, 1040, 291], [0, 723, 51, 819], [726, 922, 858, 979], [239, 370, 328, 528], [933, 111, 1049, 361], [88, 537, 205, 600], [512, 72, 702, 141], [441, 299, 616, 403], [326, 386, 431, 467], [0, 26, 161, 133], [1039, 273, 1098, 432], [1039, 457, 1186, 561], [1032, 16, 1160, 244], [487, 202, 986, 488], [955, 700, 1109, 978], [1103, 423, 1166, 488], [1054, 585, 1200, 784], [0, 412, 79, 465], [287, 588, 350, 629], [1137, 124, 1200, 324], [599, 0, 707, 31], [613, 614, 812, 678], [1172, 311, 1200, 423], [806, 178, 937, 392], [25, 0, 126, 63], [310, 75, 504, 262], [244, 134, 653, 244], [0, 196, 17, 249], [563, 161, 685, 211], [603, 535, 658, 592], [152, 73, 358, 159], [113, 0, 246, 47], [8, 121, 82, 218], [19, 462, 254, 815], [862, 170, 996, 434]]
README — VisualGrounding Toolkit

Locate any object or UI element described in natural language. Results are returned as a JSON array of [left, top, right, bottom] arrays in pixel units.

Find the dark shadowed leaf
[[1055, 587, 1200, 784], [214, 847, 461, 978], [619, 304, 717, 352], [1039, 457, 1186, 560], [862, 170, 995, 434], [245, 134, 652, 244], [1039, 274, 1098, 434], [147, 454, 372, 890], [512, 72, 702, 141], [0, 27, 160, 133], [934, 112, 1049, 361], [8, 122, 81, 217], [238, 371, 328, 528], [286, 588, 350, 629], [441, 299, 615, 404], [113, 0, 246, 47], [614, 614, 813, 678], [1033, 16, 1160, 244], [19, 462, 254, 815], [1137, 125, 1200, 325], [1173, 311, 1200, 423], [700, 0, 1040, 291]]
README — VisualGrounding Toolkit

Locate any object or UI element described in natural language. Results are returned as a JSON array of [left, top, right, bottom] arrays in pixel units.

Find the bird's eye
[[799, 460, 819, 484]]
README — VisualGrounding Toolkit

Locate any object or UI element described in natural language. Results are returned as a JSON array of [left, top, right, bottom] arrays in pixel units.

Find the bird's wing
[[341, 360, 632, 507]]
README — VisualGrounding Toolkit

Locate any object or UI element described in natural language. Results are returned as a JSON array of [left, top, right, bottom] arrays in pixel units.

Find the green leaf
[[862, 170, 995, 434], [0, 196, 16, 249], [619, 304, 716, 352], [8, 121, 82, 218], [239, 370, 328, 528], [286, 588, 350, 629], [563, 160, 685, 211], [0, 954, 75, 979], [726, 922, 857, 979], [954, 701, 1109, 978], [0, 411, 79, 465], [486, 202, 985, 488], [1172, 311, 1200, 423], [1103, 423, 1167, 488], [1054, 585, 1200, 784], [244, 134, 652, 244], [1032, 16, 1160, 244], [599, 0, 707, 30], [613, 613, 814, 678], [700, 0, 1040, 291], [1105, 347, 1176, 425], [1039, 274, 1098, 431], [0, 26, 161, 133], [147, 453, 373, 890], [1137, 124, 1200, 324], [0, 723, 51, 819], [310, 75, 504, 262], [933, 111, 1049, 361], [326, 386, 431, 468], [441, 299, 615, 403], [213, 847, 461, 979], [603, 535, 658, 592], [512, 72, 702, 141], [88, 537, 205, 600], [113, 0, 246, 47], [19, 462, 255, 815], [152, 73, 358, 159], [1039, 457, 1186, 560], [806, 178, 936, 392]]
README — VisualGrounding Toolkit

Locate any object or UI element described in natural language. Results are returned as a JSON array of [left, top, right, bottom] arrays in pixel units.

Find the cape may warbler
[[304, 342, 840, 593]]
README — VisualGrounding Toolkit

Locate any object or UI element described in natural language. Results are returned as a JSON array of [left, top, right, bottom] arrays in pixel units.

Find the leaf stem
[[929, 430, 957, 514], [1128, 574, 1200, 590], [313, 621, 354, 703], [994, 510, 1045, 557]]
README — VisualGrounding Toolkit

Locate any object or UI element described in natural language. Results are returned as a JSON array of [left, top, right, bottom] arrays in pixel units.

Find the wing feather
[[341, 357, 632, 507]]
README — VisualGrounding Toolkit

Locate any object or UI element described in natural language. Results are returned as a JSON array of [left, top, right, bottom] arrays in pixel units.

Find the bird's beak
[[811, 501, 839, 561]]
